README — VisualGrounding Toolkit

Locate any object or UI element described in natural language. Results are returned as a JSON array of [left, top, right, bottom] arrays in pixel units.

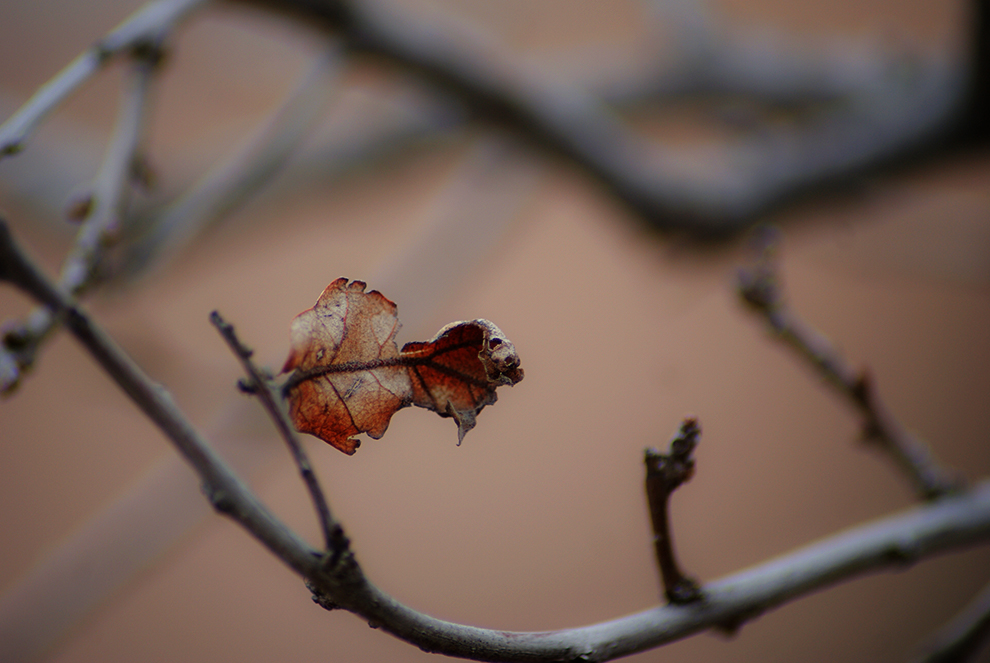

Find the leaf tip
[[336, 437, 360, 455]]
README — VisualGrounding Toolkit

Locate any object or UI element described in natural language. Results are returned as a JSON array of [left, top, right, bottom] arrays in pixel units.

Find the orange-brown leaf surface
[[282, 278, 410, 454], [401, 319, 523, 443], [282, 279, 523, 454]]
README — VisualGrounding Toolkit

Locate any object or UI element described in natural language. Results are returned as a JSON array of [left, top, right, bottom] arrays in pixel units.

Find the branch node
[[236, 377, 258, 394], [203, 484, 235, 515], [324, 524, 354, 573], [713, 613, 749, 637], [737, 226, 783, 314], [645, 418, 704, 605], [306, 577, 342, 611], [66, 192, 96, 223], [92, 41, 114, 66], [130, 37, 169, 70], [2, 321, 30, 350], [884, 539, 922, 566]]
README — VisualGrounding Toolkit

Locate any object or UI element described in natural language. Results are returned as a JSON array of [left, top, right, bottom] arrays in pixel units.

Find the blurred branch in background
[[3, 0, 983, 237], [235, 0, 981, 232], [913, 580, 990, 663], [0, 41, 164, 392], [113, 46, 344, 281], [0, 0, 206, 159]]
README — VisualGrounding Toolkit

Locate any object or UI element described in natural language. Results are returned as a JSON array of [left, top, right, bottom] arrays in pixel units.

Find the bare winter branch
[[2, 42, 163, 393], [611, 0, 924, 104], [913, 581, 990, 663], [2, 0, 970, 242], [231, 0, 966, 234], [737, 227, 962, 500], [118, 46, 344, 281], [210, 310, 337, 552], [0, 0, 204, 159], [644, 418, 703, 604]]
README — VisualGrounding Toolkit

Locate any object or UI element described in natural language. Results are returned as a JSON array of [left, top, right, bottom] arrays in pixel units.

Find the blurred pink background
[[1, 1, 989, 662]]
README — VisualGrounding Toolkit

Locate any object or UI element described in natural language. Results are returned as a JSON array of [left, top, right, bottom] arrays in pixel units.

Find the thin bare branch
[[3, 0, 964, 245], [61, 41, 163, 292], [737, 227, 962, 500], [118, 46, 344, 281], [644, 418, 703, 604], [322, 479, 990, 661], [3, 7, 939, 228], [0, 0, 205, 159], [0, 219, 320, 580], [1, 45, 163, 393], [1, 46, 341, 396], [210, 310, 337, 552], [606, 0, 941, 105], [913, 581, 990, 663]]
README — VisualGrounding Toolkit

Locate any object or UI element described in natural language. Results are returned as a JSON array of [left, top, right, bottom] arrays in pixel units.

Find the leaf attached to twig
[[282, 279, 523, 454]]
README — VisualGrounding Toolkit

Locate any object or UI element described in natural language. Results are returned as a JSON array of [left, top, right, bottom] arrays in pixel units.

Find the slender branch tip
[[645, 418, 703, 605], [737, 228, 962, 501], [211, 310, 338, 553]]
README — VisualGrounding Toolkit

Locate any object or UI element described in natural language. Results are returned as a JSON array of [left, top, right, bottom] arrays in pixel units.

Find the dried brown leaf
[[402, 319, 523, 443], [282, 280, 523, 454]]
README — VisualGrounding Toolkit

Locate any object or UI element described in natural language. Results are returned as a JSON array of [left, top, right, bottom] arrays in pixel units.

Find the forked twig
[[0, 0, 205, 158], [737, 228, 962, 500], [645, 418, 703, 604], [2, 41, 164, 393], [210, 311, 337, 552]]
